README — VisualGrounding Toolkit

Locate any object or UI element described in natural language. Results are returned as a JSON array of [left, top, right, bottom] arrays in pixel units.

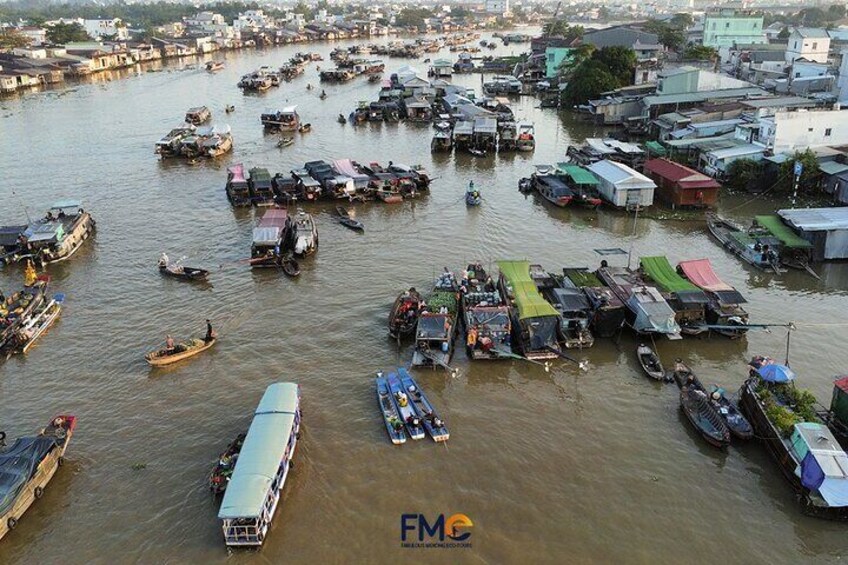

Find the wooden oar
[[545, 347, 589, 371], [491, 348, 551, 372], [803, 263, 821, 280]]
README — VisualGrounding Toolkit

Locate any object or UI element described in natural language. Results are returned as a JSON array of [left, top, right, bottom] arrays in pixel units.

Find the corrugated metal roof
[[819, 161, 848, 176], [642, 87, 765, 107], [587, 160, 655, 188], [778, 207, 848, 231], [705, 143, 765, 160]]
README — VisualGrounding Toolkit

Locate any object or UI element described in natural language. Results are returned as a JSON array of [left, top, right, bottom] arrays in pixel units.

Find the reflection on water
[[1, 29, 848, 564]]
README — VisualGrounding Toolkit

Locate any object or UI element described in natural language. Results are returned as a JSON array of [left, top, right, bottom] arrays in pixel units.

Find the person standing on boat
[[159, 253, 169, 268], [165, 335, 175, 354], [205, 319, 214, 343]]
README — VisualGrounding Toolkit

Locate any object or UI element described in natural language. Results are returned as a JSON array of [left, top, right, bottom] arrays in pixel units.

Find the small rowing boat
[[636, 343, 666, 381], [376, 374, 406, 444], [15, 293, 64, 354], [277, 137, 294, 148], [398, 369, 449, 442], [145, 337, 216, 367], [673, 360, 752, 440], [465, 182, 481, 206], [387, 371, 425, 440], [680, 386, 731, 448], [281, 254, 300, 277], [158, 263, 209, 281], [336, 206, 364, 232], [210, 433, 245, 495]]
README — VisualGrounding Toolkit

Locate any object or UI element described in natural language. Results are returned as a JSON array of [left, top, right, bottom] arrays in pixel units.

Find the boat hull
[[145, 338, 216, 366], [739, 380, 848, 520], [0, 416, 75, 541]]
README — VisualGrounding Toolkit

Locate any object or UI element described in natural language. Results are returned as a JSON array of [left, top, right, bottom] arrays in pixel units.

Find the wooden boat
[[739, 365, 848, 519], [281, 254, 300, 277], [158, 262, 209, 280], [563, 268, 625, 339], [21, 201, 95, 266], [386, 372, 425, 440], [206, 61, 225, 72], [209, 433, 246, 495], [338, 114, 346, 124], [291, 210, 318, 258], [14, 293, 64, 354], [336, 207, 364, 232], [185, 106, 212, 125], [388, 288, 422, 339], [673, 360, 752, 439], [462, 264, 511, 360], [706, 213, 781, 272], [497, 260, 562, 360], [680, 386, 731, 448], [411, 271, 459, 370], [636, 343, 666, 381], [677, 259, 749, 339], [145, 337, 216, 367], [376, 374, 406, 445], [398, 369, 449, 442], [528, 265, 594, 349], [468, 148, 486, 157], [0, 278, 47, 352], [218, 383, 301, 546], [0, 414, 77, 541], [298, 123, 312, 133], [465, 183, 481, 206], [277, 137, 294, 148]]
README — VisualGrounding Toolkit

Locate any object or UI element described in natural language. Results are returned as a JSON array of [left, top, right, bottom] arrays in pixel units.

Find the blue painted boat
[[398, 368, 449, 442], [376, 374, 406, 445], [387, 372, 425, 440]]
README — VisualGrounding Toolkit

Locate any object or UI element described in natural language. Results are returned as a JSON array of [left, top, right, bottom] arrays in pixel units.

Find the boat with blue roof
[[218, 382, 302, 546]]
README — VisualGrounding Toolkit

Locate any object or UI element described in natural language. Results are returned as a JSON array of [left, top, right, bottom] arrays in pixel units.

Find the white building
[[234, 10, 269, 32], [82, 19, 129, 41], [758, 110, 848, 153], [185, 12, 225, 28], [586, 160, 656, 209], [485, 0, 511, 16], [785, 28, 830, 64], [838, 49, 848, 100], [19, 26, 47, 46]]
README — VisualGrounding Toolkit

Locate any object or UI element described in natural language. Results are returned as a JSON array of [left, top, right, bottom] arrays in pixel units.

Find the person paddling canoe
[[204, 319, 215, 343]]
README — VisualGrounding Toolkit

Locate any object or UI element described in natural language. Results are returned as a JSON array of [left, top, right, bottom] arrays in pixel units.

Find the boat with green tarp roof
[[496, 260, 562, 359], [754, 215, 814, 271], [640, 256, 708, 335], [556, 163, 603, 207]]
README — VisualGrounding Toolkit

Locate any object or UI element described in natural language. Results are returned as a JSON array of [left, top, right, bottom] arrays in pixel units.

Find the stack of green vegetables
[[757, 382, 820, 436], [428, 291, 457, 315]]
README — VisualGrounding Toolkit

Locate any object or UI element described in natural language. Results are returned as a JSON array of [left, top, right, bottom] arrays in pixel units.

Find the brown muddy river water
[[2, 31, 848, 564]]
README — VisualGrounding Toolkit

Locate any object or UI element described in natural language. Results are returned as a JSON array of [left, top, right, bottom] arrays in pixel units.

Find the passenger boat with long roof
[[0, 414, 77, 541], [260, 106, 300, 131], [218, 383, 301, 546], [497, 260, 562, 360], [531, 165, 574, 207], [677, 258, 749, 338], [739, 359, 848, 519], [596, 262, 681, 339], [640, 256, 708, 335], [753, 214, 816, 272], [248, 167, 275, 207], [18, 201, 95, 266], [185, 106, 212, 125], [529, 264, 594, 348], [250, 209, 291, 268]]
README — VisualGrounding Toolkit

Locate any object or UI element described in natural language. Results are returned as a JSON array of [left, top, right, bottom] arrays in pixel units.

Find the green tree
[[561, 60, 619, 106], [592, 46, 636, 85], [778, 149, 820, 194], [827, 4, 846, 20], [799, 7, 827, 27], [683, 45, 717, 61], [543, 20, 584, 43], [0, 28, 31, 49], [725, 159, 763, 191], [557, 43, 595, 78], [46, 22, 90, 44], [394, 7, 434, 28], [778, 26, 791, 40], [643, 19, 685, 51], [669, 13, 694, 29]]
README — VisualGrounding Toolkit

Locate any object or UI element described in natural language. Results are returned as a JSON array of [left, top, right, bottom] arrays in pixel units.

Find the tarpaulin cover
[[677, 259, 735, 292], [791, 423, 848, 507], [755, 215, 813, 249], [640, 256, 699, 293], [0, 436, 58, 515], [497, 261, 560, 321]]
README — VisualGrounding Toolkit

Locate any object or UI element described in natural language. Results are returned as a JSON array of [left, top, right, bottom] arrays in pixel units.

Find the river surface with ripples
[[1, 30, 848, 564]]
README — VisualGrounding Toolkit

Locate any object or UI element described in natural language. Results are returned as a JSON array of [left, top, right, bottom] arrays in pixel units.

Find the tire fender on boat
[[57, 456, 65, 467], [34, 486, 44, 499], [7, 517, 17, 530]]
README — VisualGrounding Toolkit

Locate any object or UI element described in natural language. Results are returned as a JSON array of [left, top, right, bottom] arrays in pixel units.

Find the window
[[812, 42, 818, 50], [794, 41, 798, 49], [826, 128, 833, 137], [808, 127, 814, 132], [712, 22, 716, 30], [753, 22, 758, 28], [725, 22, 730, 29]]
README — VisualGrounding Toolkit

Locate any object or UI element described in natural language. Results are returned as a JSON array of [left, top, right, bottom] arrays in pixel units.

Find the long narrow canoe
[[145, 337, 216, 366]]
